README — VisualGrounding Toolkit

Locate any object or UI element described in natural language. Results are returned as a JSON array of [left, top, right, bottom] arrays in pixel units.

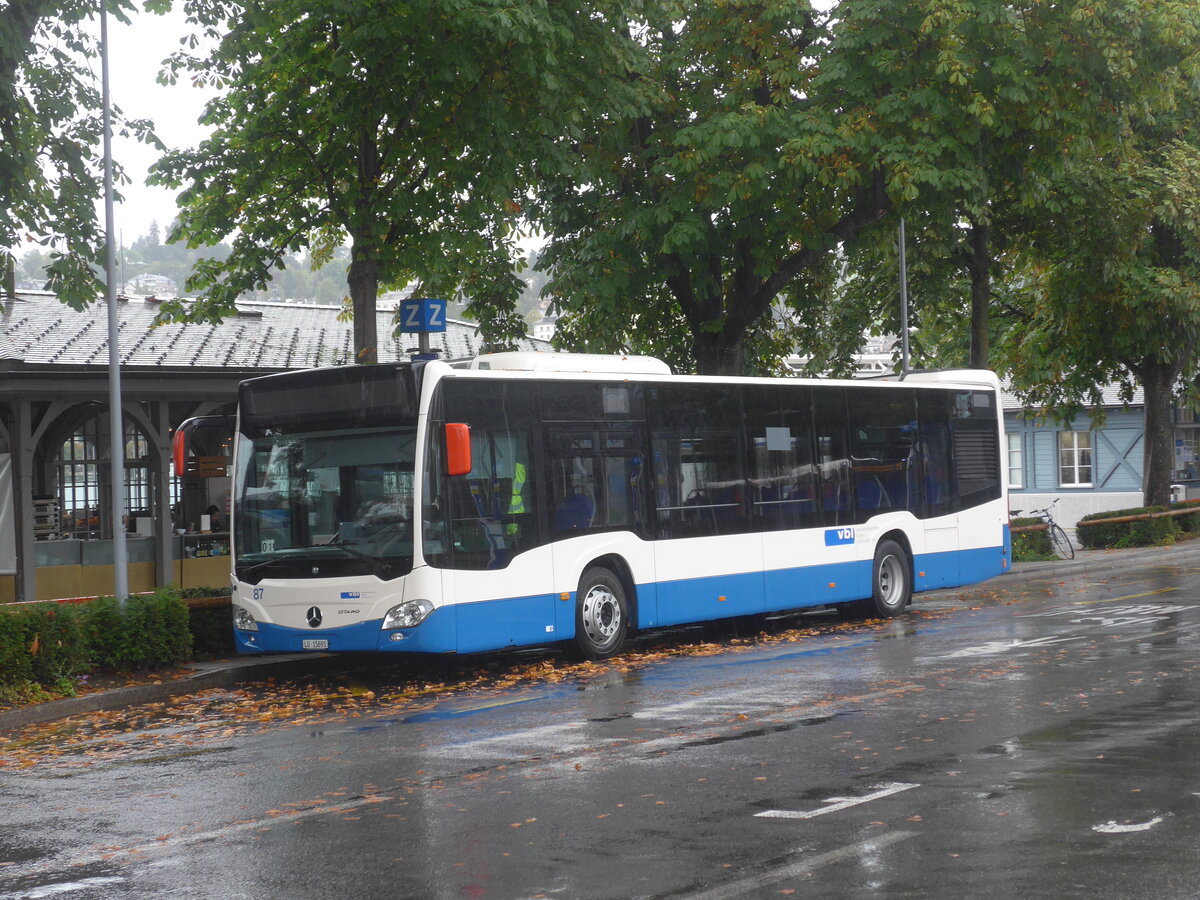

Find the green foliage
[[1010, 517, 1055, 562], [83, 590, 192, 672], [828, 0, 1179, 375], [149, 0, 633, 361], [1, 0, 161, 308], [177, 585, 231, 599], [1002, 1, 1200, 505], [0, 601, 89, 689], [0, 606, 36, 688], [26, 603, 91, 684], [539, 1, 895, 374], [1075, 504, 1193, 549]]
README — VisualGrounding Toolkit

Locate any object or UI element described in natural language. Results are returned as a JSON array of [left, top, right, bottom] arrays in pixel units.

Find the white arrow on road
[[937, 634, 1082, 659], [1093, 816, 1165, 833], [756, 782, 919, 820]]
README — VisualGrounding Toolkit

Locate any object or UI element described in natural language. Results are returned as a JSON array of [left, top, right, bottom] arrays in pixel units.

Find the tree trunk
[[693, 330, 745, 376], [968, 220, 990, 370], [1141, 361, 1177, 507], [1, 253, 14, 298], [347, 244, 378, 365]]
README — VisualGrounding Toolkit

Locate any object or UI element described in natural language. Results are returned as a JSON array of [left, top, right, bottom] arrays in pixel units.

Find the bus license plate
[[302, 639, 329, 650]]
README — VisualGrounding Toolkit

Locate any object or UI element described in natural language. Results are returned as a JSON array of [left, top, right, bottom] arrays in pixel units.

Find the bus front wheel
[[860, 539, 912, 618], [574, 566, 628, 660]]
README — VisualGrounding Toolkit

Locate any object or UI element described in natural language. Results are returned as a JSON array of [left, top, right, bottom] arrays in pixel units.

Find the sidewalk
[[2, 541, 1197, 734]]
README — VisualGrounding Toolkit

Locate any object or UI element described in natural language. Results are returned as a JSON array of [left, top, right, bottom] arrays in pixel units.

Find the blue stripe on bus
[[236, 545, 1007, 655]]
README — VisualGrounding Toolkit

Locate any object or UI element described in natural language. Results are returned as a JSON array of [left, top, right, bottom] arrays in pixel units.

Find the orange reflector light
[[560, 592, 570, 601], [718, 595, 727, 602], [918, 571, 926, 578], [828, 582, 836, 589]]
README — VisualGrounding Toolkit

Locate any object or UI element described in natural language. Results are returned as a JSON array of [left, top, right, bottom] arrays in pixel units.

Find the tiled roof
[[1, 292, 545, 369], [1000, 378, 1143, 411]]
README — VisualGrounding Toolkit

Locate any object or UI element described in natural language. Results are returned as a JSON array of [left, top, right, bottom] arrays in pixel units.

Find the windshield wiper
[[323, 539, 393, 577], [237, 551, 308, 579], [237, 543, 393, 580]]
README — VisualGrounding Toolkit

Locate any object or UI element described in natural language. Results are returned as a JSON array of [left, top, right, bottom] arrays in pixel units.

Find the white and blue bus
[[216, 353, 1010, 659]]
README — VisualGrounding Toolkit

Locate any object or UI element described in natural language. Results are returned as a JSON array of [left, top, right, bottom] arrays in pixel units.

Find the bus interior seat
[[555, 491, 595, 530]]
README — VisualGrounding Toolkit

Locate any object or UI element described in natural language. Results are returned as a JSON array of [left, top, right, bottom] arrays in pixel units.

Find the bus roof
[[465, 352, 672, 375]]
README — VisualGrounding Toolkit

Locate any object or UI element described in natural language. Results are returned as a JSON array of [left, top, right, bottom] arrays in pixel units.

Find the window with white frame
[[1007, 432, 1023, 489], [1058, 430, 1093, 487]]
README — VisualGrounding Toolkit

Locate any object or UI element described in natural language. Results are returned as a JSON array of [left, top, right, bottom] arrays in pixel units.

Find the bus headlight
[[382, 599, 434, 630], [233, 604, 259, 632]]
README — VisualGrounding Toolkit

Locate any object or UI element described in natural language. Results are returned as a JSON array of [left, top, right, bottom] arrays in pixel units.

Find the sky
[[105, 5, 215, 244]]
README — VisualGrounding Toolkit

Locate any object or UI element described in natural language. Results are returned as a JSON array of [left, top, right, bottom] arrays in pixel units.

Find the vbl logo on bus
[[824, 527, 855, 547]]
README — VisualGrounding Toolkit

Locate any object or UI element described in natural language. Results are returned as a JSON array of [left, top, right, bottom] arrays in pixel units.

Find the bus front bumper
[[235, 605, 457, 654]]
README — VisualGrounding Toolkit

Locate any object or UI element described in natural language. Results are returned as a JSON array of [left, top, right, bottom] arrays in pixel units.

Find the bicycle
[[1013, 497, 1075, 560]]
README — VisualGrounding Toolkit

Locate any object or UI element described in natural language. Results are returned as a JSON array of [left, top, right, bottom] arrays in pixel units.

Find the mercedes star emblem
[[306, 606, 322, 628]]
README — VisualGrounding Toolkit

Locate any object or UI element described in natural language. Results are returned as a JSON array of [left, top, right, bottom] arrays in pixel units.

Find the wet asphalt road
[[4, 557, 1200, 899]]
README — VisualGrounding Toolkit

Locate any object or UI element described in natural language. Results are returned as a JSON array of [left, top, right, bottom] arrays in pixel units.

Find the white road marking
[[925, 635, 1082, 661], [1093, 816, 1165, 834], [0, 797, 386, 881], [5, 877, 124, 898], [685, 830, 917, 900], [756, 782, 919, 820]]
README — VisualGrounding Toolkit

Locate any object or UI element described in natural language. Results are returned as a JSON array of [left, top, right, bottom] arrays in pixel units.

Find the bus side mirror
[[172, 426, 188, 477], [445, 423, 472, 476], [173, 415, 233, 476]]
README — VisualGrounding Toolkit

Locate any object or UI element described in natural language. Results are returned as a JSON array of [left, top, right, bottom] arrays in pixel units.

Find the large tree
[[992, 0, 1200, 506], [536, 1, 899, 376], [1011, 137, 1200, 505], [151, 0, 641, 362], [826, 0, 1163, 372], [1, 0, 158, 306]]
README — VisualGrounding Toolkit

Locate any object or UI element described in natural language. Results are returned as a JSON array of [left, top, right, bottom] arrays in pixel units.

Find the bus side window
[[744, 383, 818, 532], [648, 384, 746, 538], [847, 386, 917, 519], [813, 388, 851, 525], [918, 391, 956, 517], [545, 423, 645, 536]]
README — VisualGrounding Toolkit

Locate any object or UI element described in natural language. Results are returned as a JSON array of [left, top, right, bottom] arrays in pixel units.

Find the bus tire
[[861, 539, 911, 618], [574, 566, 628, 660]]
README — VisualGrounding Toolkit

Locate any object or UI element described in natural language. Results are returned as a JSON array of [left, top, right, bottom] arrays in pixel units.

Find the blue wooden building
[[1002, 385, 1149, 530]]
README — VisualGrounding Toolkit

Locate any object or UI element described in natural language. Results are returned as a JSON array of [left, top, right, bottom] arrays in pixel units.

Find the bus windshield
[[234, 426, 417, 583]]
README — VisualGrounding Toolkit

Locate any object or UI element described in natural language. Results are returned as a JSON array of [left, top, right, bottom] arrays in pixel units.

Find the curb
[[3, 542, 1197, 734]]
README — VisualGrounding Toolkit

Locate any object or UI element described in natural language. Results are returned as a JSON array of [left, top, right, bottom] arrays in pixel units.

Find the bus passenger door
[[917, 392, 960, 589], [544, 422, 656, 635], [430, 380, 557, 653]]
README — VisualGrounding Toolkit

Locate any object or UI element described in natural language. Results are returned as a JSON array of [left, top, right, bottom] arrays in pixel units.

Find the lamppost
[[100, 0, 129, 602]]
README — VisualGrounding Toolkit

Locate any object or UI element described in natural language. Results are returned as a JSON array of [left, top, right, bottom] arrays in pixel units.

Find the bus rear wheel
[[859, 539, 911, 619], [574, 566, 628, 660]]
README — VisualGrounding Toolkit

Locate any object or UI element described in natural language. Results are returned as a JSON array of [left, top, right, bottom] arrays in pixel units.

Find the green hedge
[[1076, 501, 1200, 549], [1, 589, 193, 693], [1011, 517, 1055, 561]]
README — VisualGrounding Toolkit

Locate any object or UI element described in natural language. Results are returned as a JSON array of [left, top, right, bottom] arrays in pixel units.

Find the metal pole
[[100, 0, 129, 602], [898, 217, 910, 376]]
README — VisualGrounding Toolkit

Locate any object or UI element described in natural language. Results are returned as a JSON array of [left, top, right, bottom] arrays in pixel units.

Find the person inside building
[[205, 504, 225, 532]]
